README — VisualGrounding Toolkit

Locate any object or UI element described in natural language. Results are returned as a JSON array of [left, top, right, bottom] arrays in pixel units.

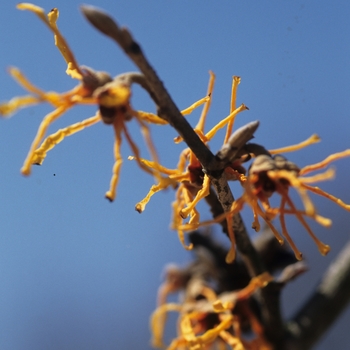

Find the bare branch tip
[[80, 4, 119, 36]]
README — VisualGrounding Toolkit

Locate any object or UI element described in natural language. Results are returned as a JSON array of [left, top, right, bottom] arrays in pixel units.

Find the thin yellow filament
[[300, 149, 350, 175], [269, 134, 320, 154], [224, 76, 241, 144]]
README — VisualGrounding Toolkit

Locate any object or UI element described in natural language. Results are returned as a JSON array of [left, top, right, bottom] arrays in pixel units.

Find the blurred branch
[[205, 181, 285, 345], [285, 240, 350, 350]]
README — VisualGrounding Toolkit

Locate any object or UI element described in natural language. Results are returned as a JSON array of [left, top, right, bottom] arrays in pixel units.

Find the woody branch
[[80, 5, 286, 345]]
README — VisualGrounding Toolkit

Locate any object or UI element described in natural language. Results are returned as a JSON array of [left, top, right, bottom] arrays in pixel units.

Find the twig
[[205, 178, 285, 345], [80, 5, 215, 170], [80, 5, 269, 278], [80, 6, 285, 346]]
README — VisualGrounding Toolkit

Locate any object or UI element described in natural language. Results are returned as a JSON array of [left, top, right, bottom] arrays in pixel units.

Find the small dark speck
[[53, 174, 56, 176]]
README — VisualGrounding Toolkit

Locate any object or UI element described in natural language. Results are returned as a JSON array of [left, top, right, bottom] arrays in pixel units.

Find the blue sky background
[[0, 1, 349, 349]]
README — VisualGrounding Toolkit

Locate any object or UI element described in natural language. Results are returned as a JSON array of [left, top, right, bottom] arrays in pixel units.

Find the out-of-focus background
[[0, 1, 349, 349]]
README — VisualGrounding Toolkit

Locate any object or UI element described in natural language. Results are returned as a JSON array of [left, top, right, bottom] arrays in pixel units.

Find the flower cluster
[[132, 72, 249, 259], [131, 68, 350, 261], [1, 3, 209, 201], [2, 4, 350, 350], [151, 272, 273, 350], [150, 231, 305, 350], [177, 143, 350, 260], [241, 150, 350, 259], [3, 3, 349, 260]]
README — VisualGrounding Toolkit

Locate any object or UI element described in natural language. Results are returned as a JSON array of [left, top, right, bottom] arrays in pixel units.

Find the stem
[[81, 6, 286, 346], [210, 175, 285, 346], [80, 5, 215, 171]]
